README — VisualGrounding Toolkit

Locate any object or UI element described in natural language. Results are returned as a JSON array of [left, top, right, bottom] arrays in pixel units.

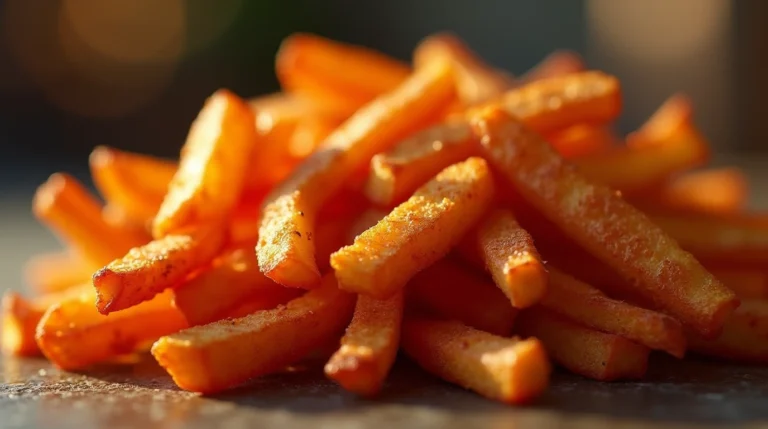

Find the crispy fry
[[36, 289, 187, 370], [365, 121, 476, 207], [94, 224, 226, 314], [687, 300, 768, 363], [630, 168, 748, 215], [516, 308, 650, 381], [325, 291, 403, 396], [521, 50, 586, 83], [152, 273, 355, 393], [23, 251, 91, 293], [289, 116, 341, 159], [90, 146, 177, 223], [459, 209, 548, 309], [547, 124, 617, 158], [473, 107, 737, 337], [710, 269, 768, 300], [33, 173, 148, 268], [407, 259, 517, 336], [414, 33, 513, 105], [401, 317, 550, 404], [332, 157, 494, 298], [153, 89, 257, 238], [542, 268, 686, 357], [276, 33, 411, 118], [258, 58, 456, 288], [172, 248, 301, 326]]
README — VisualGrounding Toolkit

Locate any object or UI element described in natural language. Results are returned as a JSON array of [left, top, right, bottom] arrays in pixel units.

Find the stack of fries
[[4, 33, 766, 404]]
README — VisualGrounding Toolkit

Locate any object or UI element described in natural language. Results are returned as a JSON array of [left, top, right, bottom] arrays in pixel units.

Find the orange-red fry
[[94, 224, 226, 314], [542, 268, 686, 358], [521, 50, 586, 83], [473, 107, 737, 338], [153, 89, 257, 238], [687, 300, 768, 364], [459, 209, 548, 309], [710, 269, 768, 300], [516, 308, 650, 381], [289, 116, 342, 159], [258, 58, 456, 289], [33, 173, 148, 268], [325, 291, 403, 396], [407, 259, 517, 336], [401, 317, 550, 404], [2, 292, 45, 356], [152, 273, 355, 393], [332, 157, 494, 298], [547, 124, 617, 159], [36, 289, 187, 370], [23, 251, 91, 294], [276, 33, 411, 118]]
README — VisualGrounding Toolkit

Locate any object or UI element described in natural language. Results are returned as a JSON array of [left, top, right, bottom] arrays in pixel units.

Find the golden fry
[[521, 50, 586, 83], [547, 124, 617, 158], [687, 300, 768, 363]]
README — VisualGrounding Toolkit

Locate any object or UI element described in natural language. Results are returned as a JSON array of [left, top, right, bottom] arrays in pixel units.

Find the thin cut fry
[[414, 33, 513, 105], [94, 224, 226, 314], [289, 116, 341, 158], [36, 290, 187, 370], [542, 268, 686, 357], [521, 50, 586, 83], [407, 259, 517, 336], [276, 33, 411, 118], [258, 58, 455, 288], [459, 209, 548, 309], [172, 248, 301, 326], [153, 89, 257, 238], [325, 291, 403, 396], [710, 269, 768, 300], [152, 273, 355, 393], [365, 121, 476, 207], [687, 300, 768, 364], [332, 157, 494, 298], [473, 107, 737, 337], [516, 308, 650, 381], [23, 251, 91, 293], [33, 173, 148, 268], [547, 125, 617, 158], [90, 146, 177, 223], [628, 93, 694, 146], [401, 317, 550, 404]]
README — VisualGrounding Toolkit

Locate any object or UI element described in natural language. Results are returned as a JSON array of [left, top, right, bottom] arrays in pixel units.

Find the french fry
[[365, 121, 476, 207], [521, 50, 586, 83], [414, 33, 513, 105], [547, 124, 617, 158], [627, 93, 694, 146], [276, 33, 411, 118], [289, 116, 342, 159], [23, 251, 91, 294], [325, 291, 403, 396], [89, 146, 177, 223], [459, 209, 548, 309], [32, 173, 148, 268], [710, 269, 768, 300], [401, 317, 550, 404], [542, 268, 686, 357], [258, 57, 456, 288], [152, 273, 355, 393], [407, 258, 517, 336], [2, 292, 45, 356], [332, 157, 494, 298], [687, 300, 768, 364], [153, 89, 257, 238], [473, 107, 737, 337], [93, 224, 226, 314], [36, 290, 188, 370], [515, 308, 650, 381], [172, 248, 301, 326]]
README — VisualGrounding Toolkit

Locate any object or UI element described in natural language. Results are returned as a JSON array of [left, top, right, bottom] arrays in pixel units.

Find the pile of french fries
[[5, 33, 768, 404]]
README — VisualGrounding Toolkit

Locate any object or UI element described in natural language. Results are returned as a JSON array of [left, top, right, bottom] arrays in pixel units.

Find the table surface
[[2, 155, 768, 429]]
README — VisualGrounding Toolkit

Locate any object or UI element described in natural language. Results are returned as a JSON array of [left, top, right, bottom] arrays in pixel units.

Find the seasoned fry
[[407, 259, 517, 336], [365, 121, 476, 206], [325, 292, 403, 396], [516, 308, 650, 381], [94, 224, 226, 314], [172, 248, 301, 326], [687, 300, 768, 364], [258, 58, 456, 288], [401, 317, 550, 404], [23, 251, 91, 293], [542, 268, 686, 357], [276, 33, 411, 117], [521, 50, 586, 83], [414, 33, 513, 105], [153, 89, 257, 238], [710, 269, 768, 300], [547, 124, 617, 158], [152, 273, 355, 393], [90, 146, 177, 223], [33, 173, 148, 268], [459, 209, 548, 309], [332, 157, 494, 298], [37, 290, 188, 370]]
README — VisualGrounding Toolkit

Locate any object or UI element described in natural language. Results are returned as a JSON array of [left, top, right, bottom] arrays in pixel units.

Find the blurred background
[[0, 0, 766, 286]]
